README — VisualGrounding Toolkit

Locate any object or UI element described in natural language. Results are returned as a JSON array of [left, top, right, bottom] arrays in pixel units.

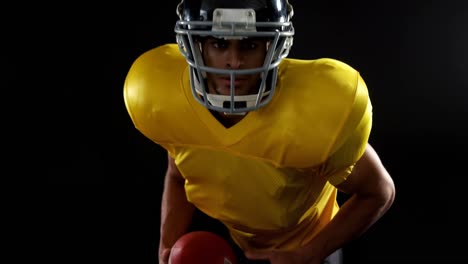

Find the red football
[[169, 231, 238, 264]]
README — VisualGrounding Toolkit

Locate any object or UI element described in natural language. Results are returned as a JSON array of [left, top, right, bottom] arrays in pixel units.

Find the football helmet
[[175, 0, 295, 114]]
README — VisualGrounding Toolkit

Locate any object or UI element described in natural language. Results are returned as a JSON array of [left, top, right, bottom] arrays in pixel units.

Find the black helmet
[[174, 0, 295, 114]]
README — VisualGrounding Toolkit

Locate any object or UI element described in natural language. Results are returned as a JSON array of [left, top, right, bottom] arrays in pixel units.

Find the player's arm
[[158, 152, 196, 264], [303, 143, 395, 261]]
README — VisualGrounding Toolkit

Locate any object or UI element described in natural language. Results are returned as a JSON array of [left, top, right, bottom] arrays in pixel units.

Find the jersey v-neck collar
[[181, 67, 260, 146]]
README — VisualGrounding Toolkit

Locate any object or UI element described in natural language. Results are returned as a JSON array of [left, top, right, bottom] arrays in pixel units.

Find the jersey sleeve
[[323, 73, 373, 186], [123, 44, 188, 146], [123, 48, 156, 131]]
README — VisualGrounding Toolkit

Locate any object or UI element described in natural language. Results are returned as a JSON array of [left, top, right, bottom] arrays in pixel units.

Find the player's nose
[[225, 47, 244, 69]]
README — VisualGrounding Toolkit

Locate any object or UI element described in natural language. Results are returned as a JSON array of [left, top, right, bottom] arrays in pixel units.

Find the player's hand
[[244, 248, 322, 264], [159, 248, 171, 264]]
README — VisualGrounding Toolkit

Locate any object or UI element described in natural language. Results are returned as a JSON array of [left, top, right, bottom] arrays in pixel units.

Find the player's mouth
[[219, 76, 248, 86]]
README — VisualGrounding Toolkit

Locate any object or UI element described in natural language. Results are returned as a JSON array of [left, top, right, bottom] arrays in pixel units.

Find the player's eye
[[241, 41, 258, 50], [211, 39, 228, 49]]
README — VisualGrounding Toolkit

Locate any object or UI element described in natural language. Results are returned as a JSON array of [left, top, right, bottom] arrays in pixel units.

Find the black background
[[41, 0, 468, 263]]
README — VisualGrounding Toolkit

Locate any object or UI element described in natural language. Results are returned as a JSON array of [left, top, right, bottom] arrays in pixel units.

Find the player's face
[[201, 37, 268, 96]]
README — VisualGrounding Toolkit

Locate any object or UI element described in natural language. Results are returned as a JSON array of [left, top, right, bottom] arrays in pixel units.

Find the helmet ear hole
[[287, 3, 294, 20]]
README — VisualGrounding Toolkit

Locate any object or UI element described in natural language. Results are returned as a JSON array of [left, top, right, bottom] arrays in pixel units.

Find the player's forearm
[[304, 188, 395, 261], [158, 174, 196, 258]]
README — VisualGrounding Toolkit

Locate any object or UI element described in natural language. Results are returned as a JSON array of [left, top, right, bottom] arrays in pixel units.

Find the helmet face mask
[[175, 0, 295, 115]]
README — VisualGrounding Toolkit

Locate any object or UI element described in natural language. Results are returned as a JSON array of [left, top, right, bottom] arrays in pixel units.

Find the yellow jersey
[[123, 43, 372, 251]]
